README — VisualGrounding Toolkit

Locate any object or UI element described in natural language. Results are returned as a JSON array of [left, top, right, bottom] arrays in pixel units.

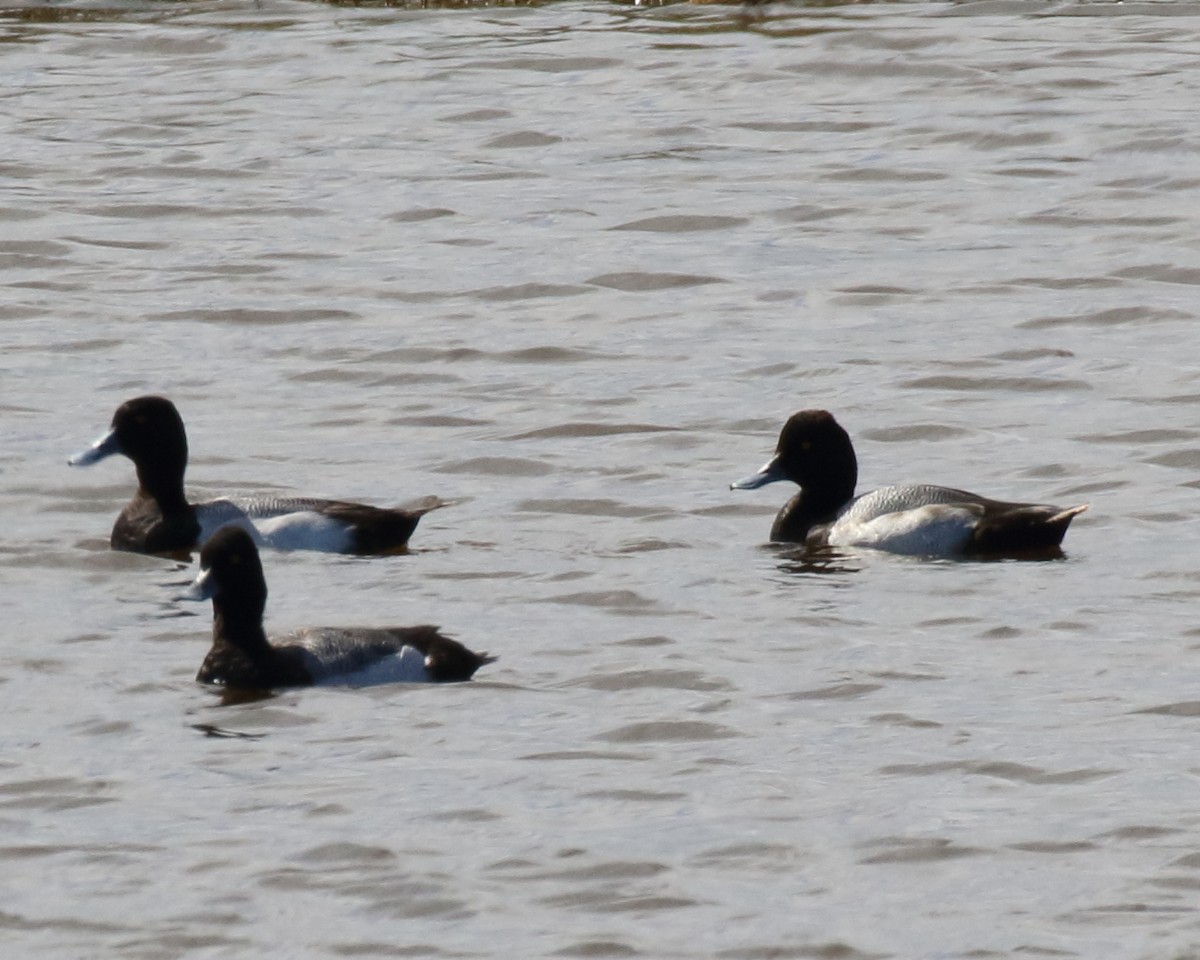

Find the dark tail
[[968, 504, 1088, 555]]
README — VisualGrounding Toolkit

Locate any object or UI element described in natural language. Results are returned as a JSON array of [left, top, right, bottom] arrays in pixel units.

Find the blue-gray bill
[[176, 566, 215, 603], [730, 456, 789, 490], [68, 428, 122, 467]]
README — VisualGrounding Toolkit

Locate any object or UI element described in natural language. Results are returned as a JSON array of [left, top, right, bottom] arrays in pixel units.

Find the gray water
[[4, 0, 1200, 956]]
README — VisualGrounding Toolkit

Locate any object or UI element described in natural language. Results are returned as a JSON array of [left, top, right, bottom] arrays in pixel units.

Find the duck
[[69, 395, 452, 558], [730, 409, 1087, 556], [184, 525, 494, 689]]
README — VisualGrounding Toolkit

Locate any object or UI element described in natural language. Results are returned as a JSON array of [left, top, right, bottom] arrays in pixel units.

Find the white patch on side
[[197, 498, 352, 552], [312, 645, 431, 687], [252, 511, 353, 553], [827, 503, 981, 555]]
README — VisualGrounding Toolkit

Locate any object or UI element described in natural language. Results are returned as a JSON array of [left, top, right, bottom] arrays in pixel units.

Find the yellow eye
[[801, 441, 812, 452], [230, 554, 242, 567]]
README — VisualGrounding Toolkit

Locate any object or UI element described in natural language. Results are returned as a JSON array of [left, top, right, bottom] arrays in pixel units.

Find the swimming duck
[[730, 410, 1087, 556], [185, 525, 493, 689], [70, 396, 451, 558]]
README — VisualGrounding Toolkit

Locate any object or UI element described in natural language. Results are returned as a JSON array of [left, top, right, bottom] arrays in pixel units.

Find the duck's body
[[187, 526, 493, 691], [732, 410, 1086, 557], [70, 396, 449, 558], [195, 493, 448, 555], [798, 483, 1086, 555], [197, 624, 487, 689]]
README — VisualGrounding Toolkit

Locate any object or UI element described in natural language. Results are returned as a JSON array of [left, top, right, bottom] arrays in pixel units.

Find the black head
[[71, 395, 190, 500], [110, 396, 189, 475], [195, 525, 268, 623], [730, 410, 859, 544], [425, 635, 497, 683], [773, 410, 856, 490], [732, 409, 857, 496]]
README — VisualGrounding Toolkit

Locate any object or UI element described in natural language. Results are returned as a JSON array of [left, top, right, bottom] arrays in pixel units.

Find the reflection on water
[[776, 544, 865, 577], [4, 0, 1200, 957], [191, 721, 268, 738]]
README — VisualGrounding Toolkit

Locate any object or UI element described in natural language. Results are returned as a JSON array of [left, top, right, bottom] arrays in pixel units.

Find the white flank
[[253, 510, 353, 553], [827, 503, 979, 555], [195, 498, 353, 552], [310, 644, 430, 687]]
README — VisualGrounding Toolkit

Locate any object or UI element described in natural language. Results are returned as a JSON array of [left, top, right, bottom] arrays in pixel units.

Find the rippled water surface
[[4, 0, 1200, 956]]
